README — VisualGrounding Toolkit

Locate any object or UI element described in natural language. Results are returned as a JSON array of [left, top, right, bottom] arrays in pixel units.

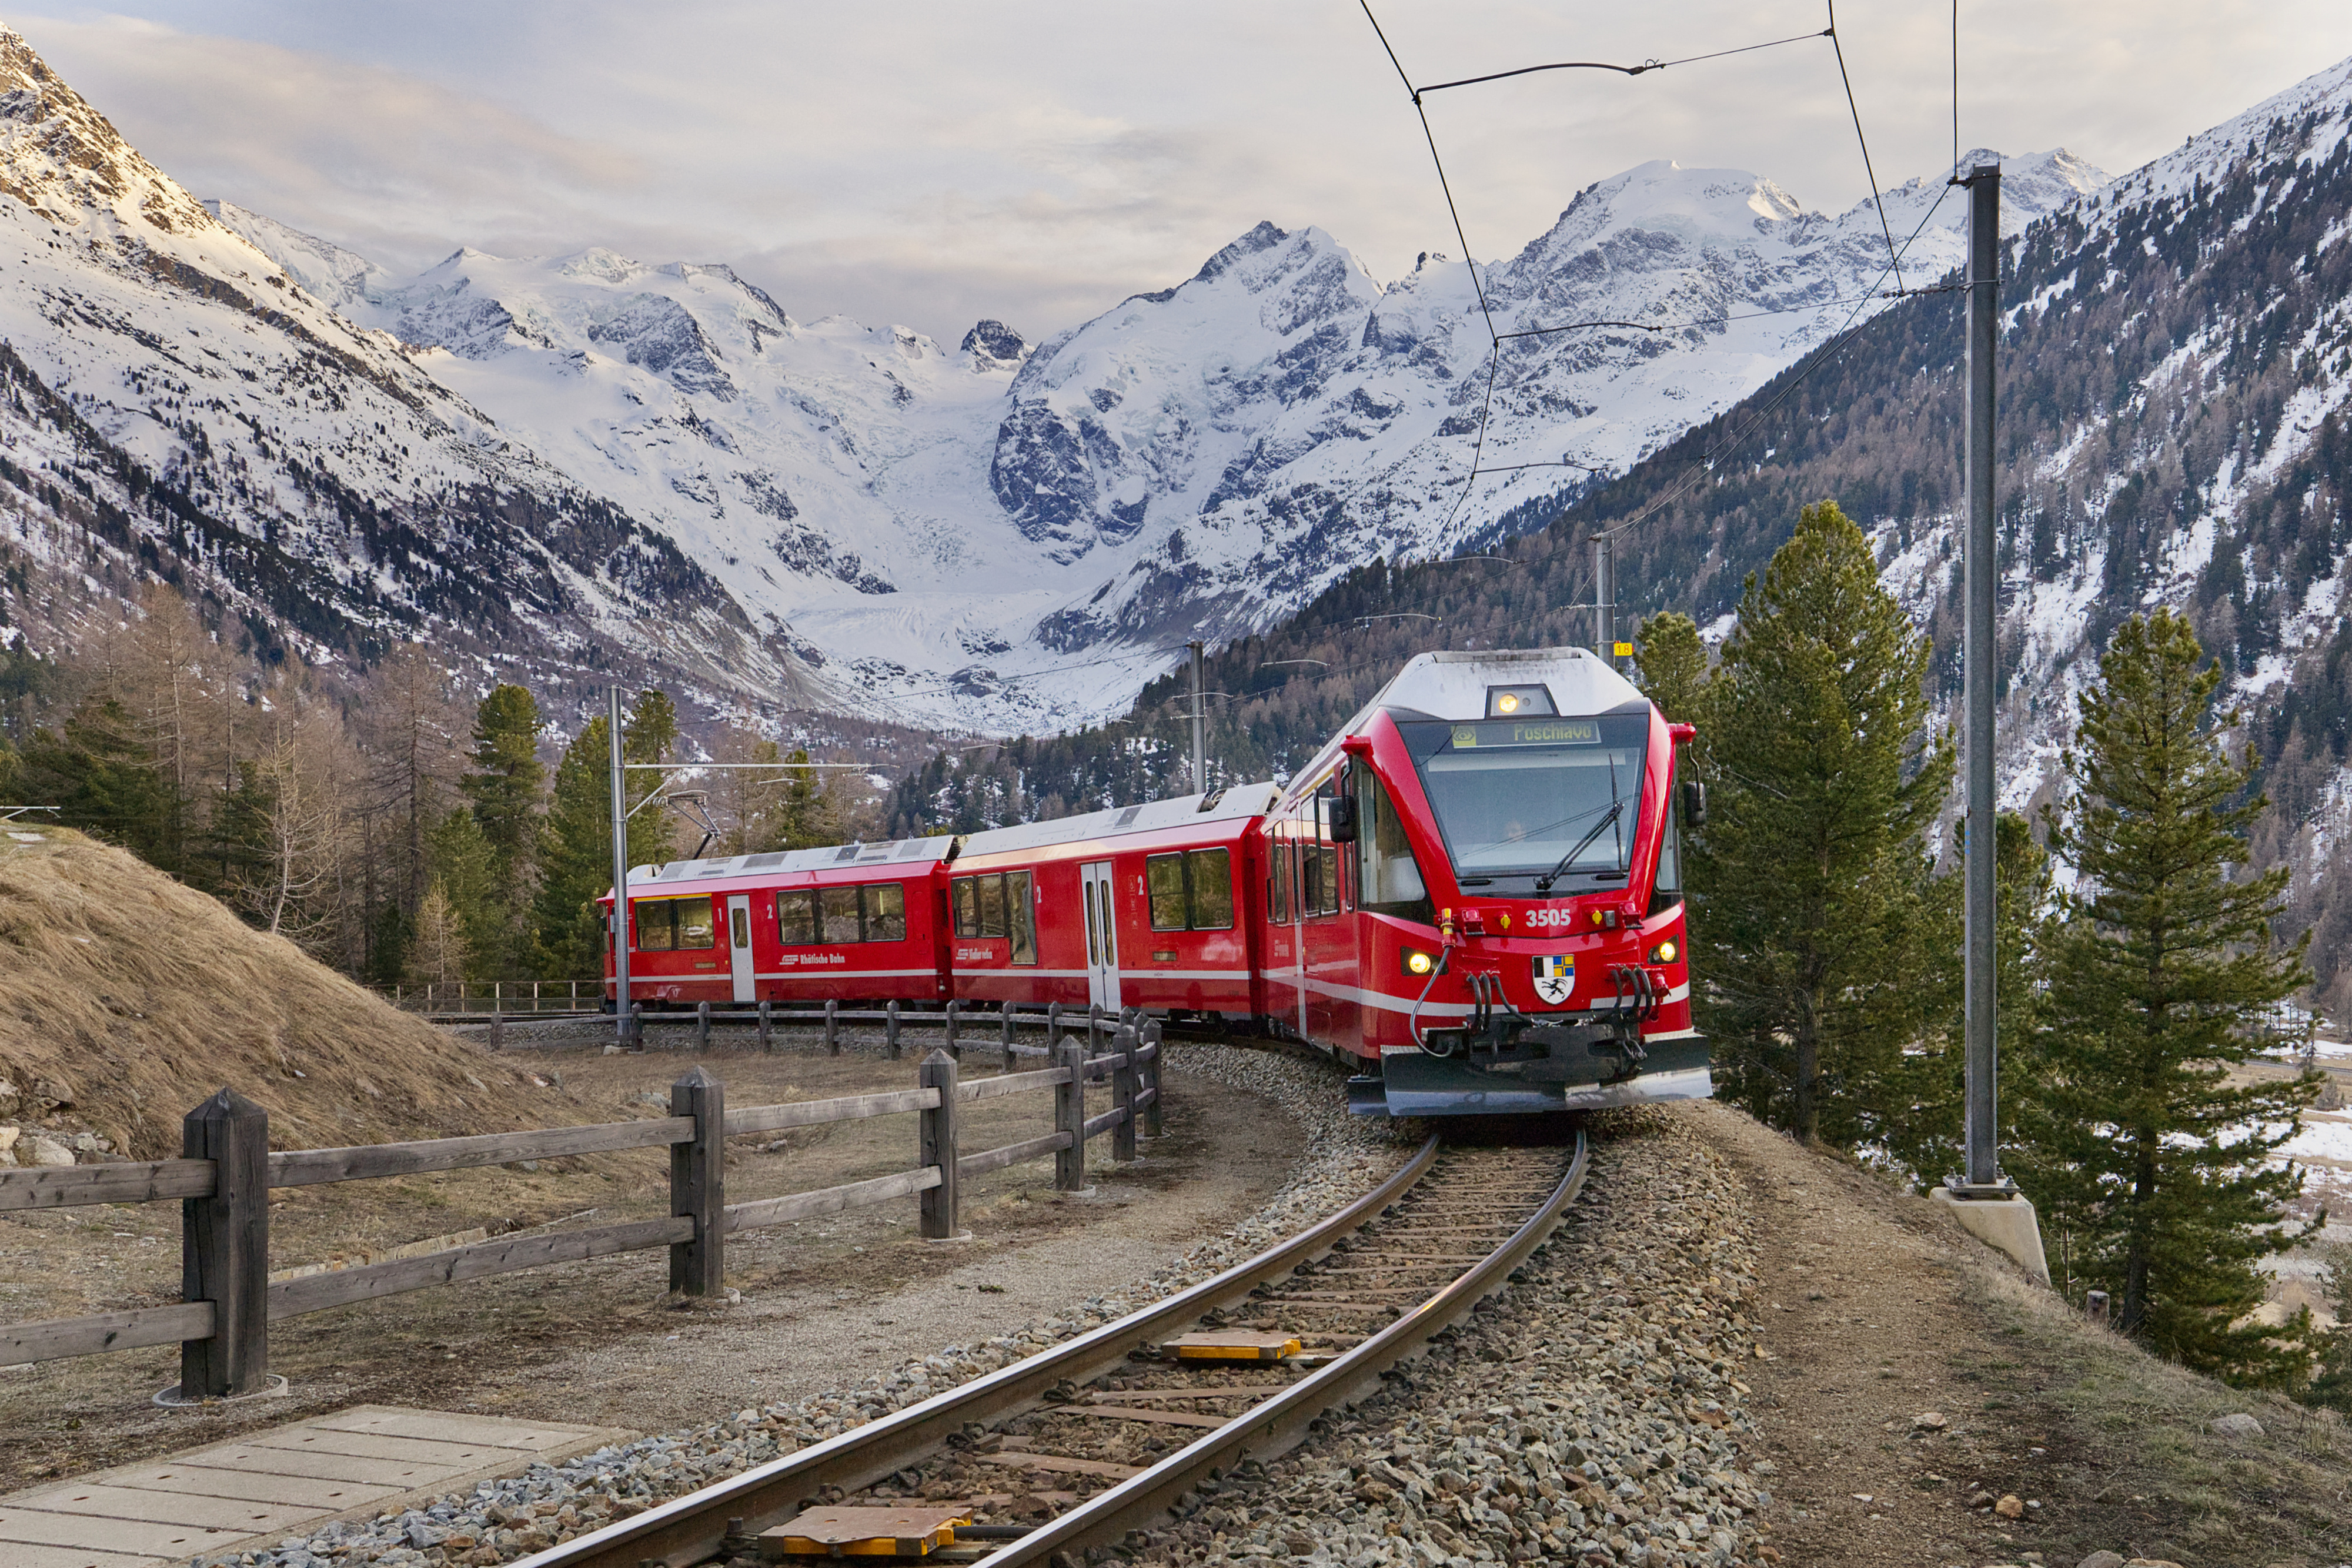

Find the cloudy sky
[[18, 3, 2352, 343]]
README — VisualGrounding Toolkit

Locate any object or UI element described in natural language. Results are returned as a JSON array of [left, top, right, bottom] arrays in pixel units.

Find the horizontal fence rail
[[0, 1021, 1167, 1396]]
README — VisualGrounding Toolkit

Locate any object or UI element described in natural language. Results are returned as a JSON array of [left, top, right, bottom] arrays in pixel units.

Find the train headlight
[[1495, 691, 1521, 713], [1402, 950, 1436, 977], [1649, 938, 1680, 964]]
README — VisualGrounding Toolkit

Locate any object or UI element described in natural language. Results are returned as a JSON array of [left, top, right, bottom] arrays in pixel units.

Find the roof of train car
[[1282, 647, 1649, 807], [953, 783, 1283, 862], [616, 833, 958, 894]]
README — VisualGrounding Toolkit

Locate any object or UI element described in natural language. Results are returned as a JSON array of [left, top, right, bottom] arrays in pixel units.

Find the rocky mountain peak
[[0, 25, 222, 244], [962, 318, 1028, 368]]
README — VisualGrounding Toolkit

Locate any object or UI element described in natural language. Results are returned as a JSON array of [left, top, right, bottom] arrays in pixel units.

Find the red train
[[600, 647, 1709, 1117]]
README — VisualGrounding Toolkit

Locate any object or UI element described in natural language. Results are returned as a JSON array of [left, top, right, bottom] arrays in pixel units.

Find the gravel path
[[1130, 1106, 1772, 1568], [223, 1041, 1414, 1568]]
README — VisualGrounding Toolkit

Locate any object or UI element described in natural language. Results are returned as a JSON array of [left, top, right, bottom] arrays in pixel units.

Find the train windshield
[[1398, 714, 1649, 885]]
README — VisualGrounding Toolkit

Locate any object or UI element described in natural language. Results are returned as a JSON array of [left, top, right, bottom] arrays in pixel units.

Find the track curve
[[512, 1129, 1588, 1568]]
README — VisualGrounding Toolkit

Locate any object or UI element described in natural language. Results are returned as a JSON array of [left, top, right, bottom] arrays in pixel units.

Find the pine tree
[[532, 695, 676, 981], [426, 805, 500, 981], [459, 684, 544, 974], [1632, 611, 1709, 726], [1692, 500, 1952, 1145], [18, 696, 175, 867], [2019, 609, 2318, 1383], [1867, 811, 2054, 1182]]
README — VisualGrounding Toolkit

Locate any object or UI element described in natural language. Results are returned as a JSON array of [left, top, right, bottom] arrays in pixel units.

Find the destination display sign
[[1448, 718, 1601, 748]]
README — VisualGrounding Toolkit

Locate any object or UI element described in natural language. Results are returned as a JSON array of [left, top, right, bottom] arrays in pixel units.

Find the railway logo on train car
[[1532, 953, 1574, 1005]]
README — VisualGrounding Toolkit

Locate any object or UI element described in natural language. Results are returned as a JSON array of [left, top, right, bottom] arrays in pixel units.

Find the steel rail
[[509, 1136, 1444, 1568], [974, 1129, 1589, 1564]]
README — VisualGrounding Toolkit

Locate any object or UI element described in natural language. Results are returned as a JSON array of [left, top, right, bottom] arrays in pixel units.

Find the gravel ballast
[[1130, 1107, 1772, 1568], [215, 1041, 1414, 1568]]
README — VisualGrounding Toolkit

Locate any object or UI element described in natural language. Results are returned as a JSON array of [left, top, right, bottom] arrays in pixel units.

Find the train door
[[724, 894, 756, 1004], [1080, 860, 1121, 1010]]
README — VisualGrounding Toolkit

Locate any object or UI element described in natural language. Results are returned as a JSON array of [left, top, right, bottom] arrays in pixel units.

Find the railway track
[[513, 1129, 1589, 1568]]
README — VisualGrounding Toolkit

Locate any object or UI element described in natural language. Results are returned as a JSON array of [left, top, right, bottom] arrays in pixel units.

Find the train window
[[1267, 835, 1289, 924], [731, 905, 750, 948], [976, 872, 1008, 937], [865, 882, 908, 941], [776, 890, 818, 945], [1298, 839, 1323, 918], [636, 895, 714, 950], [1006, 871, 1037, 964], [1651, 761, 1683, 914], [1188, 848, 1234, 929], [821, 887, 861, 944], [951, 875, 979, 938], [1317, 844, 1341, 917], [1146, 854, 1188, 931], [1356, 770, 1434, 923], [1083, 879, 1100, 964]]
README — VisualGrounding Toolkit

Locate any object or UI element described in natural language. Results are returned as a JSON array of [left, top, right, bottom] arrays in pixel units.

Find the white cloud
[[15, 2, 2352, 342]]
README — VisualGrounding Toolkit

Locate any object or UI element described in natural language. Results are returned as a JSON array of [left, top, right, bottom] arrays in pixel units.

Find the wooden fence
[[0, 1024, 1164, 1399]]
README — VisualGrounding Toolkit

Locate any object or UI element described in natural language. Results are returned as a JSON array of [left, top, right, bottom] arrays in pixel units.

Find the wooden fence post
[[1142, 1020, 1165, 1138], [1001, 1002, 1017, 1069], [918, 1050, 960, 1239], [824, 998, 840, 1055], [1054, 1041, 1087, 1192], [944, 999, 961, 1057], [1088, 1003, 1104, 1056], [669, 1066, 725, 1296], [886, 1000, 903, 1058], [696, 1001, 712, 1049], [181, 1088, 269, 1398], [489, 1005, 504, 1050], [1111, 1024, 1139, 1164], [1047, 1001, 1064, 1051], [758, 999, 773, 1052]]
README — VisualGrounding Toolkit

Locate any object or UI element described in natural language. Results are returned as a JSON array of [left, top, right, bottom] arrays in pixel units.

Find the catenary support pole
[[1963, 164, 2002, 1191], [1188, 640, 1208, 794], [607, 685, 636, 1049], [1590, 533, 1612, 658], [1932, 163, 2052, 1287]]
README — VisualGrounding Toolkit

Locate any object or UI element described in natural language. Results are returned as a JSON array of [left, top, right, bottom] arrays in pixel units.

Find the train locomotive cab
[[1259, 647, 1710, 1118]]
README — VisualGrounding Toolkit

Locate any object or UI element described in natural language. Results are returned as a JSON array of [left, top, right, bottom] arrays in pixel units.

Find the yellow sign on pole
[[1612, 641, 1633, 657]]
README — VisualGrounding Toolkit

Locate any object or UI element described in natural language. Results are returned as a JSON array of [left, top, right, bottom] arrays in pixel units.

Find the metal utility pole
[[1589, 532, 1613, 661], [1187, 640, 1207, 794], [1929, 163, 2047, 1285], [1962, 164, 2001, 1189], [607, 685, 637, 1049]]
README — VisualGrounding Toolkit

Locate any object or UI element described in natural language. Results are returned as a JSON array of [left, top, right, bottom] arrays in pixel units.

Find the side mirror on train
[[1681, 778, 1707, 828], [1327, 796, 1359, 844]]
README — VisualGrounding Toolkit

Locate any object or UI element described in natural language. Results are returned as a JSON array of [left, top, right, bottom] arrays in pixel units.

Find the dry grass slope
[[0, 827, 580, 1157]]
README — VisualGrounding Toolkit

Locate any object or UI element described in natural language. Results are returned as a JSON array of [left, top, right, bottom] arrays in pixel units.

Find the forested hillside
[[890, 63, 2352, 1014]]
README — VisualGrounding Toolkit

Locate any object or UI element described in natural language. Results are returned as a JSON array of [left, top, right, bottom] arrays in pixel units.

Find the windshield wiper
[[1533, 799, 1623, 893]]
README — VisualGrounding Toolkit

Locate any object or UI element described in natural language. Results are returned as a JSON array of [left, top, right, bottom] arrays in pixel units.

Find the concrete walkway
[[0, 1406, 626, 1568]]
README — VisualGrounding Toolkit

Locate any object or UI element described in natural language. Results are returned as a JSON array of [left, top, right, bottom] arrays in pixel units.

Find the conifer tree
[[1693, 500, 1952, 1145], [2019, 609, 2318, 1383], [459, 684, 544, 973], [532, 693, 676, 980], [1632, 611, 1709, 726], [426, 805, 499, 981], [19, 696, 175, 867]]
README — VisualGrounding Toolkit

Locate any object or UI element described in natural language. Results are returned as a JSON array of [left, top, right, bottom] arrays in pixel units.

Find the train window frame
[[1145, 853, 1188, 931], [864, 881, 908, 942], [776, 890, 818, 945], [976, 872, 1008, 938], [1147, 847, 1235, 931], [951, 875, 980, 938], [1355, 767, 1434, 924], [1005, 870, 1038, 964], [1650, 757, 1684, 915], [636, 895, 715, 952], [1188, 847, 1234, 930], [820, 886, 861, 945]]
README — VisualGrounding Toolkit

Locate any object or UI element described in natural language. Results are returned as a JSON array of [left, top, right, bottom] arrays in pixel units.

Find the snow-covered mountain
[[0, 19, 2104, 730]]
